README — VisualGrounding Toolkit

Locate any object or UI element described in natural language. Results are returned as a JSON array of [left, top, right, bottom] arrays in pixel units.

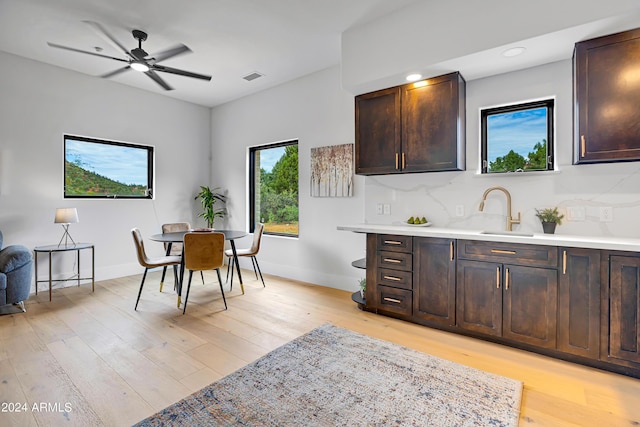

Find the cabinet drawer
[[377, 234, 413, 252], [458, 240, 557, 268], [377, 251, 412, 271], [377, 286, 412, 316], [377, 268, 412, 290]]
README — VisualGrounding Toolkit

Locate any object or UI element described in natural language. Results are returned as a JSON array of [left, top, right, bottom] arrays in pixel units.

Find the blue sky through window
[[486, 107, 547, 161], [258, 146, 285, 172], [65, 139, 148, 185]]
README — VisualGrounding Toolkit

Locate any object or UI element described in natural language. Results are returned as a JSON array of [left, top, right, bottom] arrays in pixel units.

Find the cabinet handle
[[383, 275, 402, 281], [563, 250, 567, 275], [383, 297, 402, 304], [581, 135, 586, 157], [496, 267, 500, 289], [384, 240, 402, 245], [491, 249, 516, 255], [505, 267, 510, 290], [395, 153, 399, 170], [383, 258, 402, 264], [402, 152, 406, 169], [450, 241, 454, 261]]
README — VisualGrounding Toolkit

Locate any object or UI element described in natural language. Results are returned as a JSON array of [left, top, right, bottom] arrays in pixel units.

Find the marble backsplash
[[363, 161, 640, 239]]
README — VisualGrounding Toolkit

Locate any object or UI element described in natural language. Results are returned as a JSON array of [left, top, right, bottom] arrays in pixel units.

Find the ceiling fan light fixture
[[131, 62, 149, 72]]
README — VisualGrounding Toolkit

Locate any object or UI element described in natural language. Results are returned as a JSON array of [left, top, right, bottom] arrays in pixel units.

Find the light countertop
[[337, 223, 640, 253]]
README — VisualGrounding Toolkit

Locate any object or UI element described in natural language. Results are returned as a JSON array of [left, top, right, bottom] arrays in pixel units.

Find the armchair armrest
[[0, 245, 32, 274]]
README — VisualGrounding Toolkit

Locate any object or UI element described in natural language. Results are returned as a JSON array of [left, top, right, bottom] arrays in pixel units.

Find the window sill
[[473, 169, 561, 177]]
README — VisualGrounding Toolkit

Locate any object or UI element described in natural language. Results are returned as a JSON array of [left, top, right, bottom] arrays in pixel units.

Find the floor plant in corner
[[195, 186, 227, 228]]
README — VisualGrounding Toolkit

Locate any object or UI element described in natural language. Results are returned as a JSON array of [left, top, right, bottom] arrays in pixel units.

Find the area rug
[[134, 324, 522, 426]]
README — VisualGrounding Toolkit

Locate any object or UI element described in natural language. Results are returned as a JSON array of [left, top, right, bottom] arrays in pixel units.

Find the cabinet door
[[355, 87, 401, 175], [456, 260, 502, 337], [502, 265, 557, 349], [413, 238, 456, 326], [609, 255, 640, 364], [401, 72, 465, 172], [574, 28, 640, 164], [558, 248, 600, 358]]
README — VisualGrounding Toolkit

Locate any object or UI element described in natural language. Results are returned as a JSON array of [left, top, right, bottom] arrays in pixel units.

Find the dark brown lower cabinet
[[361, 234, 640, 378], [502, 265, 557, 348], [608, 255, 640, 365], [557, 248, 601, 358], [413, 237, 456, 326], [456, 260, 557, 348], [456, 260, 502, 336]]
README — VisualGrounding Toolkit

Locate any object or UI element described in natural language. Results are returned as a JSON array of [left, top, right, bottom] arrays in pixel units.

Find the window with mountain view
[[481, 99, 554, 173], [249, 140, 299, 237], [64, 134, 154, 198]]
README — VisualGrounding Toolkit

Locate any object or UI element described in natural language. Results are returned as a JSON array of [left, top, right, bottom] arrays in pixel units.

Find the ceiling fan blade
[[145, 70, 173, 91], [83, 20, 132, 58], [153, 64, 212, 81], [101, 65, 131, 78], [47, 42, 129, 62], [151, 44, 191, 63]]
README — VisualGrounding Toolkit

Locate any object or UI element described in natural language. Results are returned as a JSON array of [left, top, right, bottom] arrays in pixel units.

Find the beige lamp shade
[[54, 208, 79, 224]]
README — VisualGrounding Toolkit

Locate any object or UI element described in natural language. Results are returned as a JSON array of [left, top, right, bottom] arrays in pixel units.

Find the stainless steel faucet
[[478, 186, 521, 231]]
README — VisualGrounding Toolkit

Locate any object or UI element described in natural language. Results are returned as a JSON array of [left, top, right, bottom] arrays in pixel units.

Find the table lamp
[[55, 207, 79, 247]]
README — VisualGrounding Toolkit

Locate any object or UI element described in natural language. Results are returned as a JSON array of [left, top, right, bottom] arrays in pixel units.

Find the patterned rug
[[134, 324, 522, 426]]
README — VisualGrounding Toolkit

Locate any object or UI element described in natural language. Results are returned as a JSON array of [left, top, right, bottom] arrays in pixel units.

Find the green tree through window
[[481, 99, 554, 173], [250, 141, 298, 236]]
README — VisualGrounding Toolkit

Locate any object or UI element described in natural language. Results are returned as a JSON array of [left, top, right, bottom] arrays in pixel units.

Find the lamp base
[[57, 224, 77, 247]]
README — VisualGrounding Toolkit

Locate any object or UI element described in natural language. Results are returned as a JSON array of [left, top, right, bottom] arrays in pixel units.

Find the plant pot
[[542, 222, 557, 234]]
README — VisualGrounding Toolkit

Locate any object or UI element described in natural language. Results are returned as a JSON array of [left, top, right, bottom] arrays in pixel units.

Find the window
[[64, 135, 154, 199], [481, 99, 554, 173], [249, 140, 299, 237]]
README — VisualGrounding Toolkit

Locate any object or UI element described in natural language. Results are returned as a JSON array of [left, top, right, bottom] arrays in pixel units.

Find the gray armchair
[[0, 230, 32, 312]]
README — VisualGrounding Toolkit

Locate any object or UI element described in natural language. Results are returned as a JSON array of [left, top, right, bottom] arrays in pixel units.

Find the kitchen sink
[[480, 230, 534, 237]]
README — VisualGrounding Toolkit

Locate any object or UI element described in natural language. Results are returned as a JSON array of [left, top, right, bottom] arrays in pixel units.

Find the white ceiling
[[2, 1, 639, 109], [0, 0, 417, 107]]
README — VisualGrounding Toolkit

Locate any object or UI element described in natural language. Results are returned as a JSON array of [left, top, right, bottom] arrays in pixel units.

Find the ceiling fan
[[47, 21, 212, 91]]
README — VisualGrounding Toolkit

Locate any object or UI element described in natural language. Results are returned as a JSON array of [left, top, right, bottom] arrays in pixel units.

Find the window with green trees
[[481, 99, 554, 173], [249, 140, 299, 237]]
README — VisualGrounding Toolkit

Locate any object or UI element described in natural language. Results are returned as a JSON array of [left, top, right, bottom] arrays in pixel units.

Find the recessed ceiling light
[[502, 47, 526, 58], [406, 73, 422, 82]]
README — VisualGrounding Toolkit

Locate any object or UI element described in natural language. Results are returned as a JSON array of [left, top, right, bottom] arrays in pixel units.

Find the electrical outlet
[[600, 207, 613, 222], [383, 204, 391, 215], [376, 204, 383, 215], [455, 205, 465, 217], [567, 207, 585, 221]]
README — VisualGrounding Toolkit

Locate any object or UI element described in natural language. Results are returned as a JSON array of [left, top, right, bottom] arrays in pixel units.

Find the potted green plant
[[195, 186, 227, 228], [535, 207, 564, 234], [358, 277, 366, 299]]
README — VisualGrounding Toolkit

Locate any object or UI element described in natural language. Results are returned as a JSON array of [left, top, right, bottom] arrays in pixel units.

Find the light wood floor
[[1, 269, 639, 426]]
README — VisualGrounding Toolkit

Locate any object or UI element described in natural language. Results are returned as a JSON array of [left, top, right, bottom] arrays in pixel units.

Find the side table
[[33, 243, 95, 301]]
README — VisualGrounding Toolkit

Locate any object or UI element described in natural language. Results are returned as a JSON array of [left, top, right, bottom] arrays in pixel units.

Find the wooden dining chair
[[182, 231, 227, 314], [132, 228, 182, 311], [159, 222, 203, 292], [226, 223, 265, 289]]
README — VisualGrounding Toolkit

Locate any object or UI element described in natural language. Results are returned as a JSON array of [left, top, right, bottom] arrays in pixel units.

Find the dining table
[[149, 229, 248, 306]]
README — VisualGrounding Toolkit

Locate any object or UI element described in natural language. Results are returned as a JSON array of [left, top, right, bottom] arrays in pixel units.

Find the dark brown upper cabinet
[[355, 72, 465, 175], [574, 28, 640, 164]]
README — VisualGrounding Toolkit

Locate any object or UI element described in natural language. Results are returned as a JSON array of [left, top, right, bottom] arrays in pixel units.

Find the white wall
[[364, 60, 640, 238], [0, 51, 211, 285], [341, 0, 640, 95], [210, 66, 366, 291]]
